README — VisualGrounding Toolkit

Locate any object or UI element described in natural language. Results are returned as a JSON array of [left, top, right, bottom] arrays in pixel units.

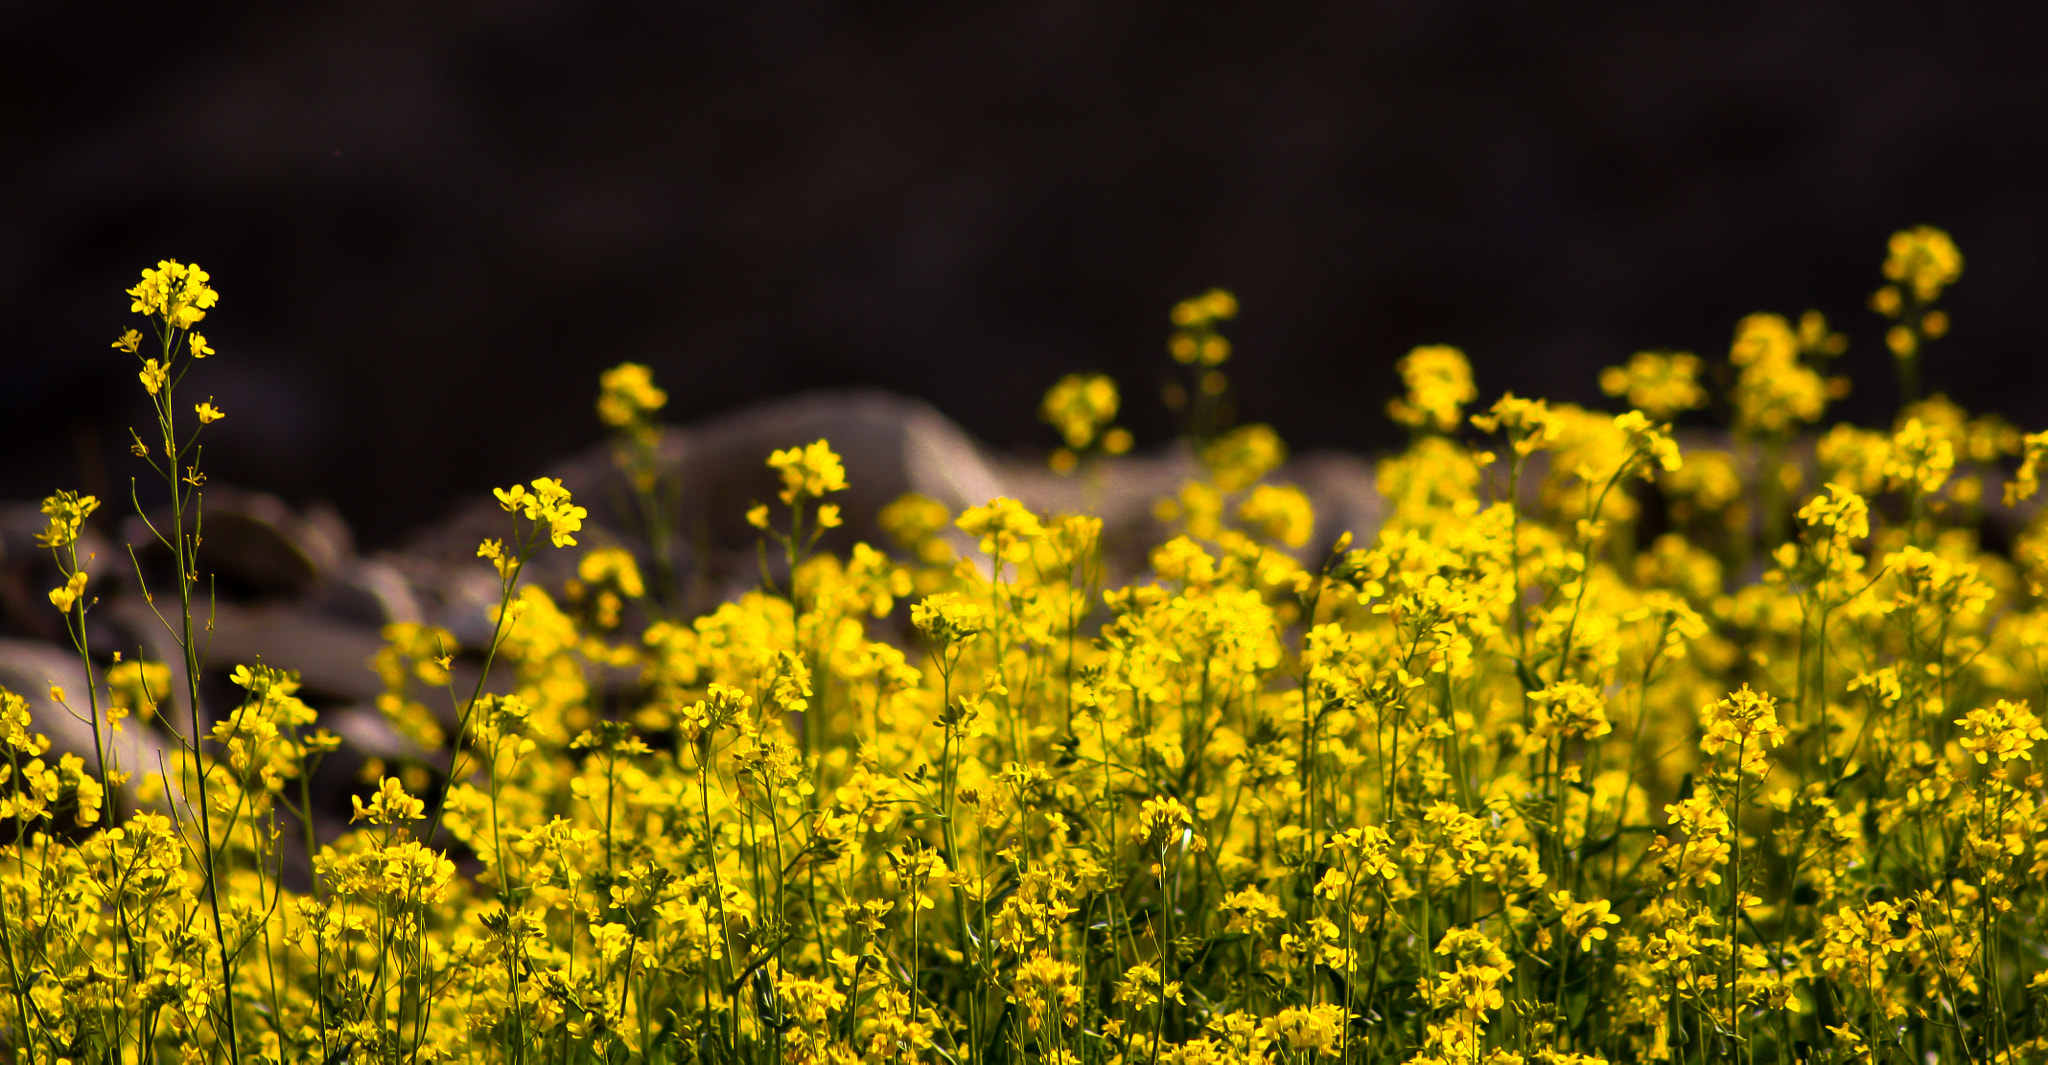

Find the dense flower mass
[[126, 258, 220, 329], [4, 230, 2046, 1065]]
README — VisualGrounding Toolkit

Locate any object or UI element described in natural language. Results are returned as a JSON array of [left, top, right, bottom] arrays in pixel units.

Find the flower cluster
[[1598, 350, 1707, 421], [5, 229, 2046, 1065], [494, 476, 589, 548], [126, 258, 220, 329], [1040, 373, 1134, 472], [1386, 345, 1479, 434], [597, 361, 668, 434], [1873, 226, 1963, 399], [1165, 289, 1240, 439]]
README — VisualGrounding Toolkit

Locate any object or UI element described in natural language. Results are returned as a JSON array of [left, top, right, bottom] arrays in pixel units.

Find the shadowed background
[[4, 0, 2046, 547]]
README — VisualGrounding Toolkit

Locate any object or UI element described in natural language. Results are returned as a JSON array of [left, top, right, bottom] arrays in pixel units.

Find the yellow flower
[[1114, 962, 1183, 1010], [351, 776, 427, 824], [1798, 308, 1850, 356], [1883, 418, 1954, 495], [1729, 312, 1837, 434], [1429, 927, 1513, 1013], [1612, 409, 1682, 475], [1650, 794, 1732, 887], [1202, 423, 1286, 492], [677, 682, 751, 743], [111, 329, 142, 353], [127, 259, 219, 328], [34, 490, 98, 549], [1699, 685, 1788, 777], [1263, 1004, 1345, 1056], [477, 537, 516, 578], [1387, 344, 1478, 433], [1552, 892, 1621, 952], [47, 571, 88, 613], [577, 547, 645, 598], [1168, 289, 1238, 366], [139, 358, 168, 395], [1012, 954, 1082, 1032], [494, 477, 587, 547], [1170, 287, 1238, 328], [195, 399, 225, 423], [911, 592, 984, 648], [1881, 543, 1993, 616], [0, 690, 48, 757], [1528, 680, 1612, 744], [1150, 535, 1217, 585], [1599, 350, 1706, 421], [767, 438, 849, 504], [597, 361, 668, 428], [1881, 225, 1963, 303], [1220, 887, 1287, 936], [2008, 430, 2048, 506], [1887, 324, 1918, 358], [1040, 372, 1121, 450], [956, 497, 1044, 562], [1798, 483, 1871, 545], [107, 659, 171, 721], [1470, 393, 1561, 455], [1236, 483, 1313, 548], [1955, 699, 2046, 765], [1130, 794, 1195, 850], [188, 332, 213, 358]]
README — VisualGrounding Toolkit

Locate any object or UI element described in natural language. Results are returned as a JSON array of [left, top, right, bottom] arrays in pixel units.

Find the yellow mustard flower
[[1699, 685, 1788, 778], [1881, 225, 1963, 304], [1600, 350, 1706, 421], [1955, 699, 2046, 765], [1236, 483, 1313, 548], [577, 546, 645, 599], [138, 358, 168, 395], [1201, 423, 1285, 492], [2009, 430, 2048, 507], [1387, 344, 1478, 433], [767, 438, 849, 506], [350, 776, 427, 825], [1168, 289, 1238, 366], [1729, 312, 1834, 434], [33, 490, 98, 549], [956, 497, 1043, 563], [1040, 372, 1120, 450], [494, 476, 587, 547], [47, 571, 88, 613], [126, 258, 220, 328], [596, 361, 668, 429]]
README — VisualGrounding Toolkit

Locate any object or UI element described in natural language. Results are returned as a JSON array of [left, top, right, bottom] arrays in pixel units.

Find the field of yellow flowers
[[5, 229, 2046, 1065]]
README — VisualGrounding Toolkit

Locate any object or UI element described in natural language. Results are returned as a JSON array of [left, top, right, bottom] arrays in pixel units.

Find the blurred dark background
[[4, 0, 2046, 548]]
